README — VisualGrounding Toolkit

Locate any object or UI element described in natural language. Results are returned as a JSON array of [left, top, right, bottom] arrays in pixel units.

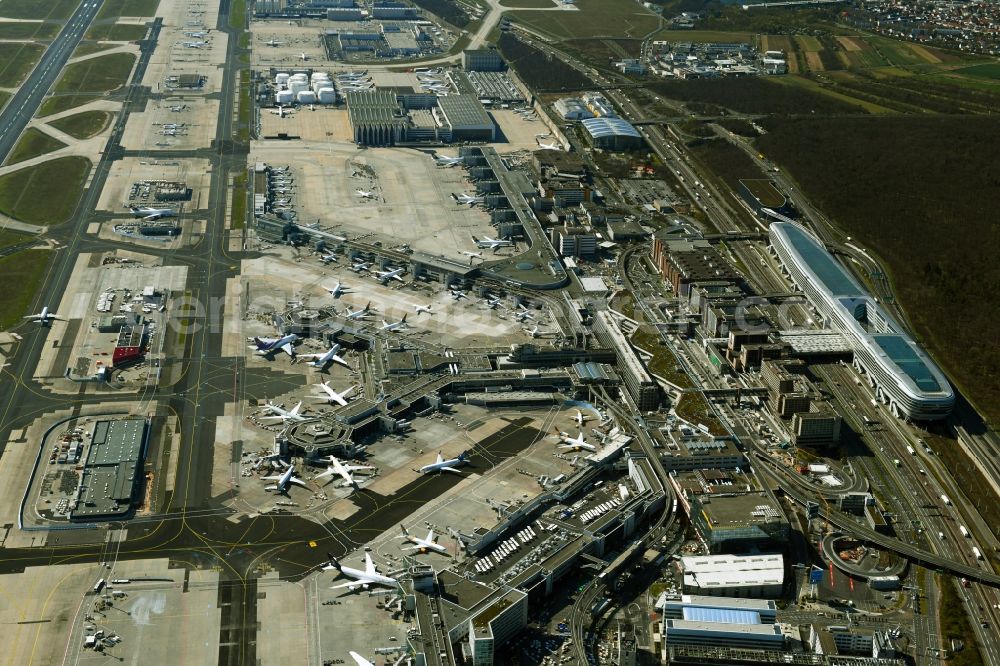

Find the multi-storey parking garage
[[769, 222, 954, 420]]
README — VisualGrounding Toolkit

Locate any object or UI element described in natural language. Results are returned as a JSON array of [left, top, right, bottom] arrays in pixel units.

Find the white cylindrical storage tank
[[310, 71, 330, 82], [297, 90, 316, 104], [317, 87, 337, 104], [275, 89, 294, 105], [288, 80, 309, 95], [275, 72, 290, 86], [312, 81, 331, 94]]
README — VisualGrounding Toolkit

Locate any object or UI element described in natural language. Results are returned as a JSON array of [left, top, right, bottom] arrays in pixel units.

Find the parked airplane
[[299, 344, 351, 369], [261, 401, 308, 423], [129, 206, 176, 220], [299, 52, 309, 61], [169, 105, 187, 112], [312, 381, 356, 406], [185, 31, 207, 37], [349, 653, 375, 666], [380, 314, 408, 332], [524, 325, 549, 338], [23, 306, 63, 326], [314, 455, 373, 487], [262, 464, 309, 493], [414, 303, 434, 316], [537, 141, 563, 151], [269, 105, 291, 118], [324, 282, 349, 298], [400, 525, 448, 555], [182, 41, 206, 48], [355, 189, 376, 199], [574, 409, 593, 426], [373, 267, 404, 283], [325, 552, 399, 591], [554, 429, 596, 452], [451, 193, 484, 207], [435, 155, 464, 167], [343, 302, 371, 320], [319, 253, 338, 264], [450, 289, 467, 301], [250, 333, 298, 357], [351, 261, 370, 272], [418, 451, 468, 474], [265, 38, 283, 46], [483, 296, 501, 309], [461, 250, 483, 260], [472, 235, 514, 251], [514, 310, 534, 322]]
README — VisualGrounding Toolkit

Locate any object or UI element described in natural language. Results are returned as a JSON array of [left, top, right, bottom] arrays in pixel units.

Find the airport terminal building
[[769, 222, 953, 420]]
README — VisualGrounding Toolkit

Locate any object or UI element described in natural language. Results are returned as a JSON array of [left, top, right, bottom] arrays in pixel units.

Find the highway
[[0, 0, 104, 164]]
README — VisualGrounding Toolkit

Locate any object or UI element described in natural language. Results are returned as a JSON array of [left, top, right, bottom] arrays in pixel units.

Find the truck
[[906, 445, 916, 456], [938, 531, 946, 540], [941, 494, 952, 506], [973, 547, 984, 561], [893, 459, 902, 468], [960, 525, 971, 538]]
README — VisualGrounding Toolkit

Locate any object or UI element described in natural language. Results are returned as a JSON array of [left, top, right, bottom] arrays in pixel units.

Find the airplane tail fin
[[327, 553, 342, 571], [364, 301, 371, 312], [401, 314, 407, 324], [458, 452, 469, 463], [400, 524, 410, 536]]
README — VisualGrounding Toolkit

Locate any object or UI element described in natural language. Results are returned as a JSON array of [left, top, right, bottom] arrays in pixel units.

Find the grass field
[[228, 0, 247, 30], [0, 21, 60, 39], [955, 63, 1000, 80], [0, 42, 44, 88], [0, 91, 9, 112], [5, 128, 67, 165], [653, 29, 753, 44], [231, 171, 247, 229], [510, 0, 660, 40], [72, 42, 119, 57], [794, 34, 822, 51], [39, 95, 100, 117], [47, 110, 111, 139], [0, 229, 27, 250], [0, 157, 91, 225], [97, 0, 160, 19], [53, 52, 135, 94], [0, 0, 78, 20], [674, 391, 727, 435], [85, 22, 149, 41], [0, 248, 52, 330]]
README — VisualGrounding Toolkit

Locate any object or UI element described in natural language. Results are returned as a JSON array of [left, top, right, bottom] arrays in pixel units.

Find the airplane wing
[[280, 342, 296, 356], [349, 651, 376, 666], [314, 468, 337, 481], [289, 477, 309, 488], [331, 354, 351, 369], [330, 581, 362, 591], [435, 452, 444, 464], [261, 474, 283, 481], [440, 466, 463, 474], [426, 530, 435, 543], [364, 552, 377, 576]]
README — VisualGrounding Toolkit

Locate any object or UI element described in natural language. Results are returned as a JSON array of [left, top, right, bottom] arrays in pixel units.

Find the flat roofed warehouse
[[769, 222, 953, 420], [72, 418, 148, 520], [436, 94, 495, 142], [580, 117, 643, 151]]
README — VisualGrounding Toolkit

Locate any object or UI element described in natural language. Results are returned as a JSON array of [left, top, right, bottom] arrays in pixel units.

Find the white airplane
[[129, 206, 176, 220], [185, 31, 207, 37], [472, 235, 514, 251], [23, 306, 63, 326], [265, 38, 283, 46], [169, 105, 186, 112], [299, 52, 309, 61], [351, 262, 370, 273], [260, 401, 308, 423], [461, 250, 483, 260], [312, 381, 356, 406], [349, 653, 375, 666], [450, 289, 467, 301], [373, 267, 405, 283], [355, 189, 376, 199], [483, 296, 501, 309], [451, 193, 484, 207], [418, 451, 469, 474], [554, 430, 596, 452], [182, 41, 206, 48], [250, 333, 298, 357], [399, 525, 448, 555], [313, 455, 373, 487], [573, 409, 593, 426], [343, 302, 371, 320], [524, 325, 549, 338], [435, 155, 464, 167], [325, 282, 349, 298], [413, 303, 434, 316], [262, 464, 309, 493], [319, 253, 338, 264], [325, 552, 399, 591], [514, 310, 534, 322], [380, 314, 407, 332], [299, 344, 351, 369], [537, 142, 562, 151], [269, 105, 291, 118]]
